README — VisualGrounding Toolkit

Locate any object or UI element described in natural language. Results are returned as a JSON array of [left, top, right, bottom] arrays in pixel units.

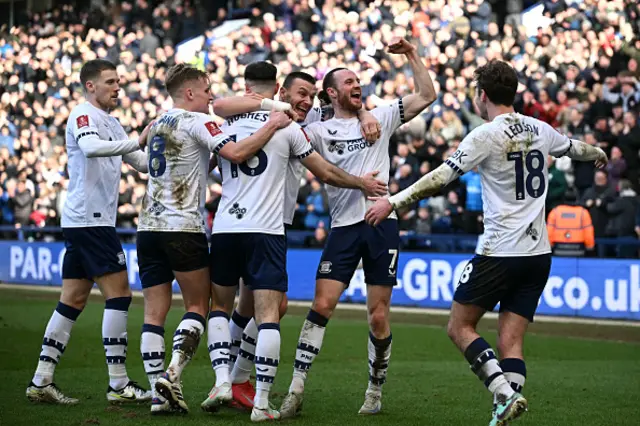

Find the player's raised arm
[[75, 113, 147, 157], [365, 128, 490, 226], [387, 37, 437, 122], [213, 92, 292, 118]]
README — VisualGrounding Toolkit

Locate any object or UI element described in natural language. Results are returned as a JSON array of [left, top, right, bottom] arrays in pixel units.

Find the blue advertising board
[[1, 241, 639, 320]]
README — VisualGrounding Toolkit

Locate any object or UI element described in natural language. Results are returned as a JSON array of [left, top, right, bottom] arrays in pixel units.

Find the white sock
[[466, 338, 515, 401], [103, 297, 131, 390], [289, 310, 328, 394], [229, 311, 251, 372], [207, 311, 231, 387], [168, 312, 205, 383], [367, 333, 392, 394], [254, 324, 281, 410], [32, 302, 81, 387], [141, 324, 165, 399], [496, 358, 527, 406], [231, 318, 258, 384]]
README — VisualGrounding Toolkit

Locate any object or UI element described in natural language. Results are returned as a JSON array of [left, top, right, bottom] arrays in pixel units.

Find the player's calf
[[202, 310, 234, 412], [359, 285, 393, 414], [141, 323, 167, 409], [103, 296, 133, 392], [229, 310, 251, 370], [157, 312, 206, 412], [252, 289, 283, 415], [280, 309, 328, 419]]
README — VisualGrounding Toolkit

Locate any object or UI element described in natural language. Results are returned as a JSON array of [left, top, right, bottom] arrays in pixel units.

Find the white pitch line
[[2, 282, 640, 328]]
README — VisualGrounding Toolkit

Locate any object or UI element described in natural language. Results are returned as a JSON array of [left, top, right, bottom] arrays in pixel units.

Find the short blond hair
[[165, 64, 209, 97]]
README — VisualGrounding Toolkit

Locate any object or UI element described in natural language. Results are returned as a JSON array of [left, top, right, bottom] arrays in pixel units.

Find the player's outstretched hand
[[138, 120, 155, 149], [361, 171, 387, 197], [268, 111, 293, 129], [365, 197, 394, 227], [387, 37, 416, 55], [359, 110, 381, 143], [595, 147, 608, 169]]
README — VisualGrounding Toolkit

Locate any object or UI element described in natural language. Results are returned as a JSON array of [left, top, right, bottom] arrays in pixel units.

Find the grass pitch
[[0, 287, 639, 426]]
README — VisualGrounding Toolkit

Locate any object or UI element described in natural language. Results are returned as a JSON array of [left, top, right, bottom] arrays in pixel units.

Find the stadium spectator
[[304, 179, 329, 230], [0, 0, 639, 257], [606, 179, 640, 258], [547, 191, 596, 258]]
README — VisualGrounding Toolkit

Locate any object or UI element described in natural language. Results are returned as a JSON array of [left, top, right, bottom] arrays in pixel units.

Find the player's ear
[[273, 82, 280, 98], [326, 87, 337, 99], [84, 80, 94, 93]]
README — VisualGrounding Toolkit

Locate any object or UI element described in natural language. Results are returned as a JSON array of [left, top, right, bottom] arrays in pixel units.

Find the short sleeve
[[289, 123, 315, 159], [299, 122, 322, 151], [545, 123, 573, 158], [191, 114, 232, 154], [445, 127, 491, 175], [72, 112, 100, 142], [371, 98, 406, 133]]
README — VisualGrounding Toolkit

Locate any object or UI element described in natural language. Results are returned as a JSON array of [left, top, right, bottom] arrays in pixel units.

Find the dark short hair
[[473, 60, 518, 106], [244, 61, 278, 83], [318, 67, 348, 105], [165, 64, 209, 97], [80, 59, 117, 86], [283, 71, 316, 89]]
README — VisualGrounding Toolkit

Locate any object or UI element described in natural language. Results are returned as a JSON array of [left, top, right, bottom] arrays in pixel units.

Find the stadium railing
[[1, 225, 638, 255]]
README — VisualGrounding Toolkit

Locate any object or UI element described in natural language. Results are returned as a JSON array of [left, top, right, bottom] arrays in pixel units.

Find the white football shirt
[[63, 102, 129, 228], [283, 106, 324, 225], [137, 108, 231, 233], [215, 111, 315, 235], [444, 112, 572, 256], [303, 99, 405, 227]]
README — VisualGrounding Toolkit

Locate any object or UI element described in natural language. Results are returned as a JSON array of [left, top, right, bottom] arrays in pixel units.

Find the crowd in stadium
[[0, 0, 639, 256]]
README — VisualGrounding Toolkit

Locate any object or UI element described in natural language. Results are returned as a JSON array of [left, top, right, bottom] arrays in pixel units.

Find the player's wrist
[[261, 98, 291, 112], [387, 194, 401, 210]]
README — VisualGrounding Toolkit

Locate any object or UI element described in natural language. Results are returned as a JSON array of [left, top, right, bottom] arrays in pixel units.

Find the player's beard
[[337, 90, 361, 113]]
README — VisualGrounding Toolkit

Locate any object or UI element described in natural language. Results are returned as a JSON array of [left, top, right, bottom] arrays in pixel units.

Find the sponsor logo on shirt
[[77, 115, 89, 129], [328, 137, 371, 155], [228, 202, 247, 219]]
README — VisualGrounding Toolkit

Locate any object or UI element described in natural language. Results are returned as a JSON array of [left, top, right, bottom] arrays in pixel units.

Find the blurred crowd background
[[0, 0, 639, 257]]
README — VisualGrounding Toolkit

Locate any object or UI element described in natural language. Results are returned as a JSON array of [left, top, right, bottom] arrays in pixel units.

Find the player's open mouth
[[350, 92, 361, 101], [295, 105, 309, 115]]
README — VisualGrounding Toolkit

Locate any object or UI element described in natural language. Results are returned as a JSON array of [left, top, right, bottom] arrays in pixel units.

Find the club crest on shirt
[[77, 115, 89, 129], [205, 121, 222, 137]]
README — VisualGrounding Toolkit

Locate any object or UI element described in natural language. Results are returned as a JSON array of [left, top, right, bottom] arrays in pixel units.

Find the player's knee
[[60, 282, 91, 310], [60, 293, 88, 311], [446, 318, 460, 342], [368, 308, 388, 334], [311, 297, 335, 319]]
